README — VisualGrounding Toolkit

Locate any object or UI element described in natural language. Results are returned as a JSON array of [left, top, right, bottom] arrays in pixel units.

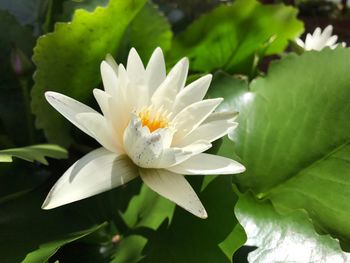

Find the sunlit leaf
[[118, 3, 172, 63], [0, 144, 67, 165], [122, 184, 175, 230], [235, 193, 350, 262], [169, 0, 303, 75], [209, 48, 350, 245]]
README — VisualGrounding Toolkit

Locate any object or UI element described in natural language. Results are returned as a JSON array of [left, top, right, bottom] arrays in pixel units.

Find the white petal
[[146, 47, 166, 97], [304, 33, 314, 50], [139, 169, 207, 218], [105, 54, 118, 75], [175, 119, 237, 147], [93, 89, 111, 119], [203, 111, 238, 123], [77, 112, 122, 152], [322, 25, 333, 39], [325, 35, 338, 47], [127, 48, 145, 81], [295, 38, 305, 48], [167, 153, 246, 175], [101, 61, 119, 97], [312, 27, 322, 38], [151, 57, 189, 111], [42, 148, 138, 209], [45, 91, 97, 137], [172, 98, 223, 143], [172, 74, 212, 115]]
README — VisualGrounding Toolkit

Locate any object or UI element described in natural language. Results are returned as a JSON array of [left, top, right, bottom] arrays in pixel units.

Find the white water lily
[[295, 25, 346, 51], [42, 47, 245, 218]]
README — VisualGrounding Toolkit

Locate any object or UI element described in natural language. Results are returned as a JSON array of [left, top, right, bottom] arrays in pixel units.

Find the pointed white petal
[[313, 27, 322, 38], [151, 57, 189, 111], [304, 33, 314, 50], [77, 112, 122, 152], [42, 148, 138, 209], [45, 91, 97, 137], [172, 74, 212, 115], [93, 89, 111, 119], [295, 38, 305, 48], [322, 25, 333, 39], [203, 111, 238, 123], [140, 169, 207, 218], [325, 35, 338, 47], [172, 98, 223, 143], [127, 48, 145, 81], [105, 54, 118, 75], [175, 120, 237, 147], [101, 61, 118, 97], [146, 47, 166, 96], [167, 153, 245, 175]]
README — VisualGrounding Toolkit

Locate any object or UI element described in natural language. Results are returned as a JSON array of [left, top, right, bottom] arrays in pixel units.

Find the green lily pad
[[209, 48, 350, 245], [235, 193, 350, 262]]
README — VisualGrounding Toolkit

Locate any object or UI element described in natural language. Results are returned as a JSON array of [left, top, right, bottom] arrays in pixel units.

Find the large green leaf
[[235, 193, 350, 262], [140, 176, 243, 263], [209, 48, 350, 243], [0, 144, 67, 164], [118, 3, 172, 63], [31, 0, 147, 146], [269, 143, 350, 245], [169, 0, 303, 75]]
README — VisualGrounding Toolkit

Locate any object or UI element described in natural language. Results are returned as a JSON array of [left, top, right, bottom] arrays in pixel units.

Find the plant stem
[[19, 78, 35, 144]]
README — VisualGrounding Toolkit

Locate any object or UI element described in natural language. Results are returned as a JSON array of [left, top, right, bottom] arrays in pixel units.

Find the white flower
[[42, 47, 245, 218], [295, 25, 346, 51]]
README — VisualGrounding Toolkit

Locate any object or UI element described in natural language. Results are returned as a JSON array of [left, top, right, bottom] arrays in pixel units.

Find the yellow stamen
[[138, 106, 169, 132]]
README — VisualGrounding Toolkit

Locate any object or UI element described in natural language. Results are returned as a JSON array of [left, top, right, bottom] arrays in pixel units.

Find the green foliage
[[31, 0, 147, 146], [169, 0, 303, 75], [0, 144, 67, 164], [139, 176, 243, 263], [269, 143, 350, 245], [235, 192, 350, 262], [210, 48, 350, 252], [118, 3, 172, 63], [122, 184, 175, 230]]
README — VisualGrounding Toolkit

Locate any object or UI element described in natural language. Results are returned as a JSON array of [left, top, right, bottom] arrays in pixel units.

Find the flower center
[[138, 105, 170, 133]]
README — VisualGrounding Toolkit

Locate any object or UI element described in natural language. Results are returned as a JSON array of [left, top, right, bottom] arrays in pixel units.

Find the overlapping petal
[[42, 148, 138, 209]]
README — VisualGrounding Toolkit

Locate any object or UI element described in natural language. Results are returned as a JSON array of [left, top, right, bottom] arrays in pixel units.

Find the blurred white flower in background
[[295, 25, 346, 51], [42, 47, 245, 218]]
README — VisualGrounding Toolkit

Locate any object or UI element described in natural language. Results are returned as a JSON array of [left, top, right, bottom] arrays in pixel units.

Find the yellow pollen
[[138, 106, 170, 132]]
